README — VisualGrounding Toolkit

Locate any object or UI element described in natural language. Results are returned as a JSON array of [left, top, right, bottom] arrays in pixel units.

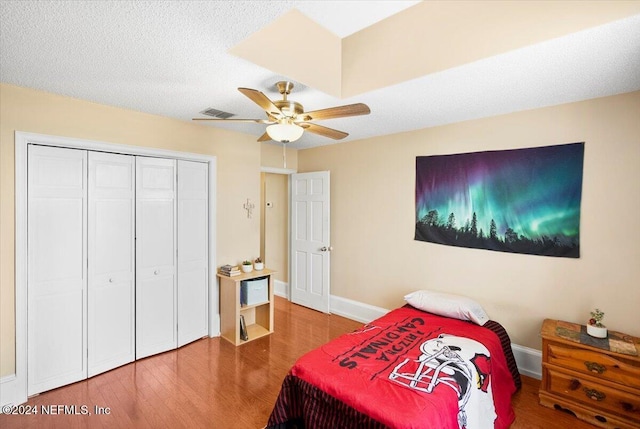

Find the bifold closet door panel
[[88, 152, 135, 377], [177, 160, 209, 347], [27, 145, 87, 395], [136, 156, 177, 359]]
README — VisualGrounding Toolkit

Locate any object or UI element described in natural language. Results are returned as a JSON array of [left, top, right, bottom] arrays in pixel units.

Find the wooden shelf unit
[[218, 269, 275, 346], [539, 319, 640, 429]]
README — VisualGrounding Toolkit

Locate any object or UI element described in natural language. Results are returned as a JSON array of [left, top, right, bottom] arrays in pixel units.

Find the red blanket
[[268, 306, 518, 429]]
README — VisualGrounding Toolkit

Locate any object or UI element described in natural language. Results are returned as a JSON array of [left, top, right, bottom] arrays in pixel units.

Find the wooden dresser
[[539, 319, 640, 429]]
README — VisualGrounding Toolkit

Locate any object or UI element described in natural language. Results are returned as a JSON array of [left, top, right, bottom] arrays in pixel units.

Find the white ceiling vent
[[200, 108, 235, 119]]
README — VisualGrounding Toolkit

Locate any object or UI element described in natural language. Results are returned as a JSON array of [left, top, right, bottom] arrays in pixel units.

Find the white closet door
[[88, 152, 135, 376], [27, 145, 87, 395], [177, 160, 209, 347], [136, 157, 177, 359]]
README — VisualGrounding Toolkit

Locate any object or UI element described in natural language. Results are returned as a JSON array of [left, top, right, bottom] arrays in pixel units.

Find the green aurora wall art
[[415, 142, 584, 258]]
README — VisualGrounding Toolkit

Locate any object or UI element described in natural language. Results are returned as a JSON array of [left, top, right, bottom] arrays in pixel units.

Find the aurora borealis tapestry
[[415, 142, 584, 258]]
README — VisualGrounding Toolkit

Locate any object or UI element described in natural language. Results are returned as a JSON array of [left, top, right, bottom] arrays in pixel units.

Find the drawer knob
[[583, 387, 606, 401], [584, 361, 606, 374], [569, 379, 581, 390]]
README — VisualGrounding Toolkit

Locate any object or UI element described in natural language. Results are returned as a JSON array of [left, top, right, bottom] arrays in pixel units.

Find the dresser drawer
[[547, 343, 640, 390], [546, 368, 640, 422]]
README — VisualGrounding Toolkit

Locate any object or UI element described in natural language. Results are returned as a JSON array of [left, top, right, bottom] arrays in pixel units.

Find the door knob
[[154, 270, 159, 275], [320, 246, 333, 252], [108, 278, 114, 283]]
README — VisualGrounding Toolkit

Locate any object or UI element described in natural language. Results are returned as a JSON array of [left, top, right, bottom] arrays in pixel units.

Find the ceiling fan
[[193, 81, 370, 143]]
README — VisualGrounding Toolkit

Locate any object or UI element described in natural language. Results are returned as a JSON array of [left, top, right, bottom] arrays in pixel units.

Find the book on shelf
[[220, 264, 239, 271], [239, 315, 248, 341], [219, 264, 241, 276]]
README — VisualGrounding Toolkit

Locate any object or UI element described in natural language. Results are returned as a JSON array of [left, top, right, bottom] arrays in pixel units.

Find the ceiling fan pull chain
[[283, 142, 287, 169]]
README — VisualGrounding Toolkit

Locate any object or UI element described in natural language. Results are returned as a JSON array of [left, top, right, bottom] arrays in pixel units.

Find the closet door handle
[[108, 278, 114, 283], [154, 270, 159, 275]]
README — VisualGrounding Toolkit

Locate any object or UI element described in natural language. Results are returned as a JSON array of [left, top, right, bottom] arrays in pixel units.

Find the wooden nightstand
[[539, 319, 640, 429]]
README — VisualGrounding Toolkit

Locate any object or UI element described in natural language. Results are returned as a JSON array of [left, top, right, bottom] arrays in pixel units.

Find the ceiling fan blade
[[298, 103, 370, 122], [192, 117, 273, 123], [300, 123, 348, 140], [238, 87, 283, 117], [257, 132, 272, 142]]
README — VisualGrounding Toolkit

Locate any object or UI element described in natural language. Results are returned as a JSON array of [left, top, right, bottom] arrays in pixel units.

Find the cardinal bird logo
[[470, 353, 491, 392]]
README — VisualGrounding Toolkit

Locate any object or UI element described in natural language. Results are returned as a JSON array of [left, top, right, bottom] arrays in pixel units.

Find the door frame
[[12, 131, 217, 405], [260, 166, 296, 299], [259, 167, 331, 312]]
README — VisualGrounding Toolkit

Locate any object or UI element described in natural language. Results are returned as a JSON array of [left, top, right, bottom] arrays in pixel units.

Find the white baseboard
[[327, 294, 542, 379], [329, 295, 389, 323], [511, 344, 542, 379], [274, 280, 288, 299], [1, 374, 24, 407]]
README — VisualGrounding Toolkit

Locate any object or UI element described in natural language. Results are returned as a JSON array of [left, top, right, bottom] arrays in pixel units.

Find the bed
[[266, 291, 521, 429]]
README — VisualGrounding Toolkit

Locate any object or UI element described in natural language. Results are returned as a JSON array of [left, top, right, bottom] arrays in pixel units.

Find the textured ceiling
[[1, 1, 639, 149]]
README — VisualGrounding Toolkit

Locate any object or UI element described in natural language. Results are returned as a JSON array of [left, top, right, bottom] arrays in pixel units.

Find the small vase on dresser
[[587, 323, 608, 338]]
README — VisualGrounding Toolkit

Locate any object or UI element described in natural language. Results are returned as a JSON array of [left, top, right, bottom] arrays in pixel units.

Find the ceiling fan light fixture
[[194, 82, 370, 143], [266, 122, 304, 143]]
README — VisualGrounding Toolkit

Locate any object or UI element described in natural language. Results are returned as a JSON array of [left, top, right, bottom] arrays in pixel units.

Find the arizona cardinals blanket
[[267, 306, 519, 429]]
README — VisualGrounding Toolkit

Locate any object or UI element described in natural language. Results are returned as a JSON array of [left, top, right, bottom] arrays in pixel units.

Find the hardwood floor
[[1, 296, 598, 428]]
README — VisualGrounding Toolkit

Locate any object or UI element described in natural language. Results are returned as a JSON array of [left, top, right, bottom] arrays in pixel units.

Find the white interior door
[[88, 152, 135, 377], [27, 145, 87, 395], [136, 156, 177, 359], [290, 171, 331, 313], [177, 160, 209, 347]]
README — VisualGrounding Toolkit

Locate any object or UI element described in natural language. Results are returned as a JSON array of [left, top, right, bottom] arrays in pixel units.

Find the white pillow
[[404, 290, 490, 326]]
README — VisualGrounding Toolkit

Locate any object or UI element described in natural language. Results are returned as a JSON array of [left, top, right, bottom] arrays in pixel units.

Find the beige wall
[[0, 83, 291, 377], [298, 91, 640, 350], [262, 173, 289, 283], [260, 143, 298, 171]]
